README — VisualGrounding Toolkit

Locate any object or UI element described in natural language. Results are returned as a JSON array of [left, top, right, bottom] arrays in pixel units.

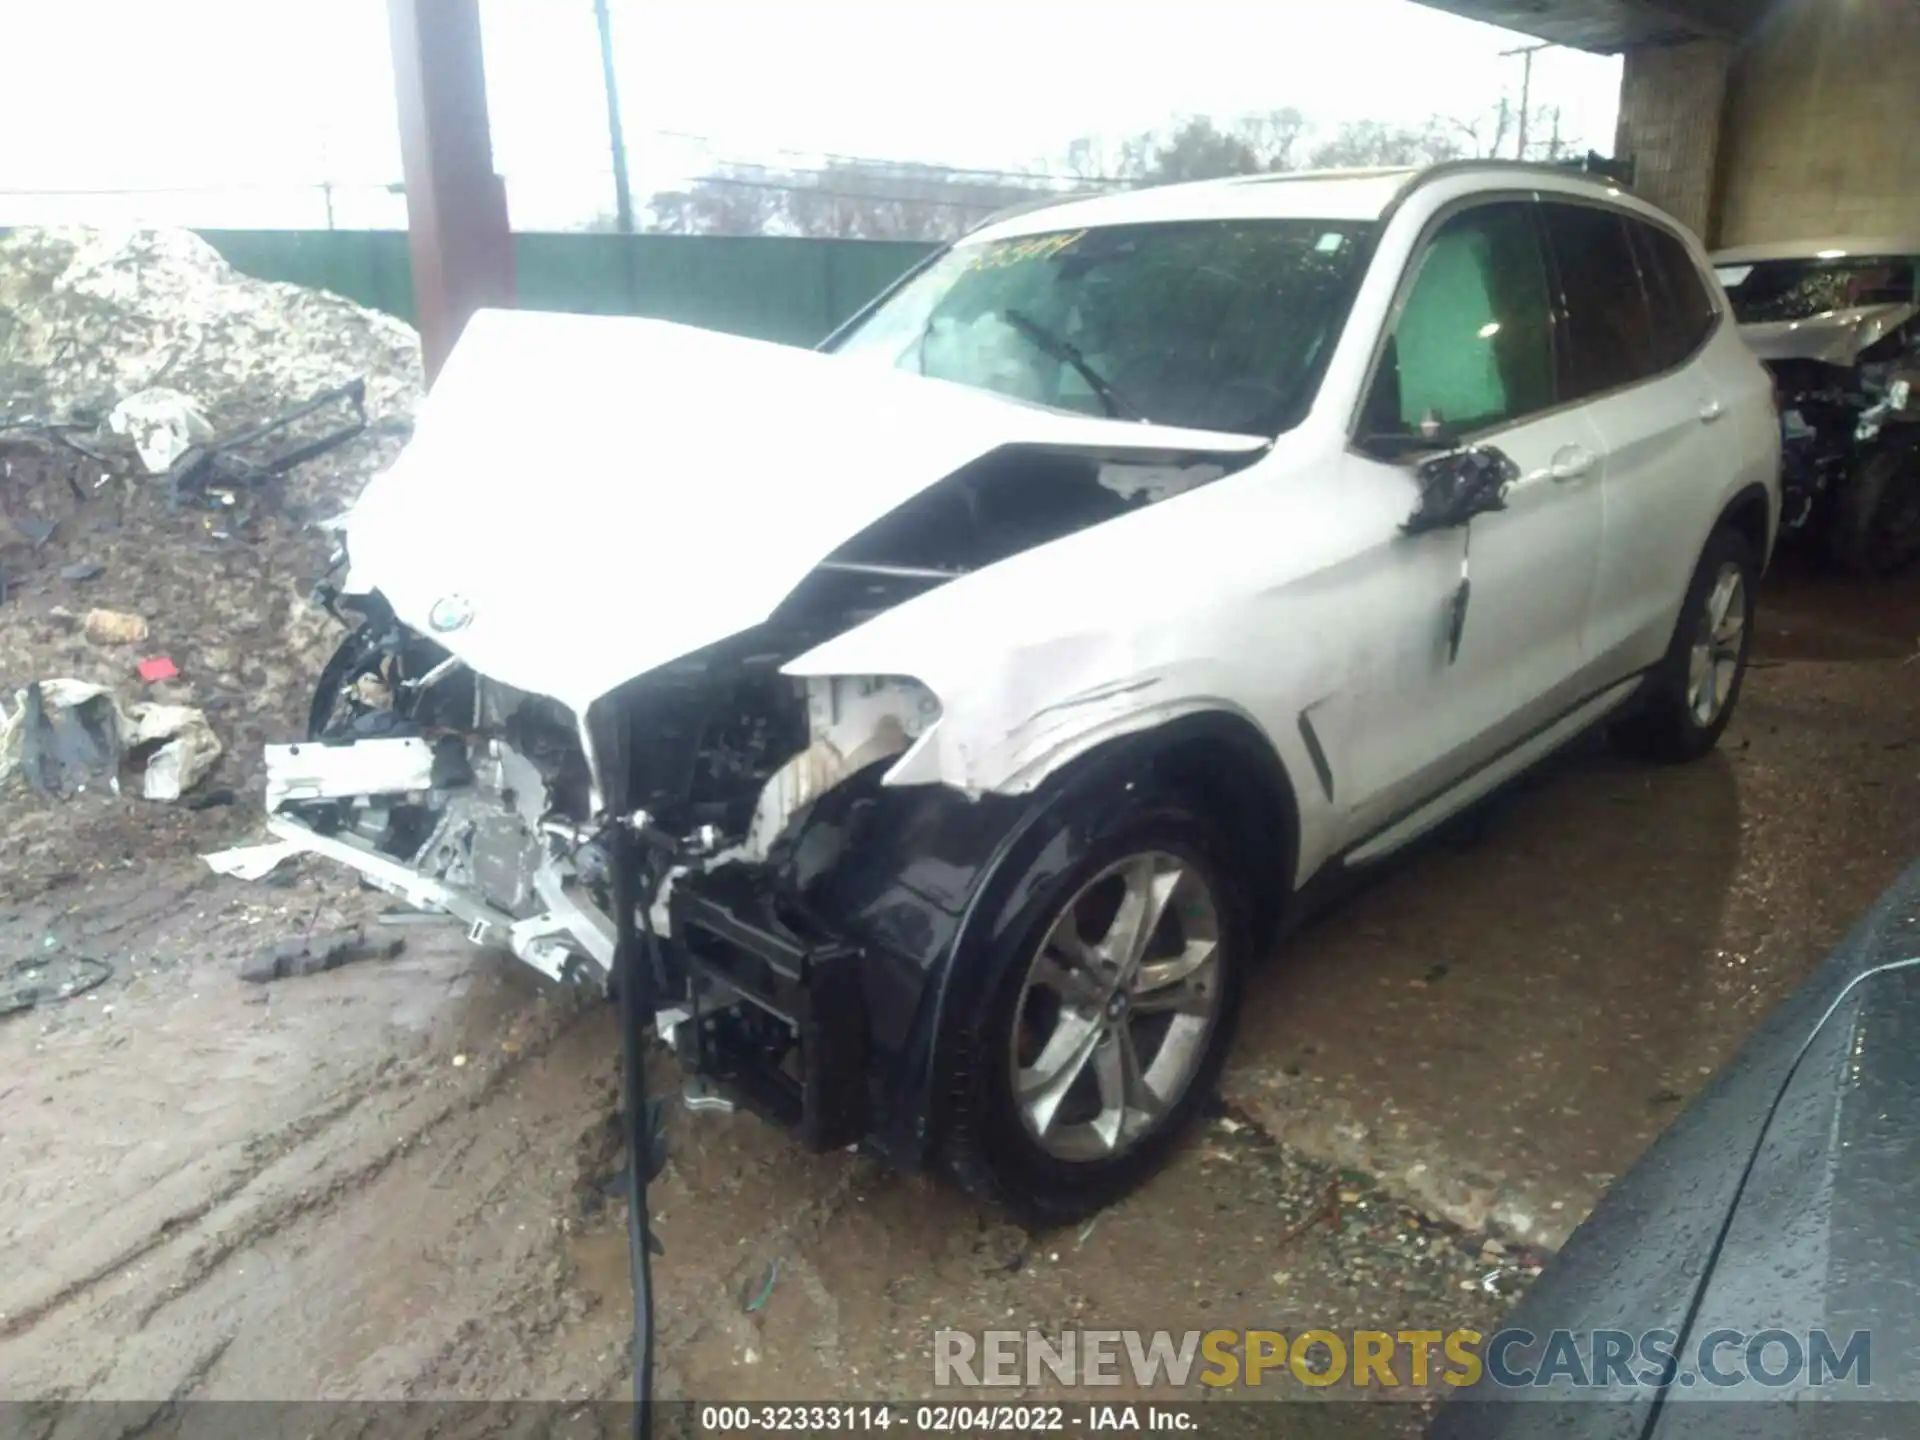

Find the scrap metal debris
[[238, 925, 404, 984], [164, 378, 369, 514], [202, 838, 304, 880], [0, 678, 221, 799]]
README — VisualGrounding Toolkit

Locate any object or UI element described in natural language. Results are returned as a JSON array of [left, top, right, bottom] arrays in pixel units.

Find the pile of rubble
[[0, 226, 424, 885]]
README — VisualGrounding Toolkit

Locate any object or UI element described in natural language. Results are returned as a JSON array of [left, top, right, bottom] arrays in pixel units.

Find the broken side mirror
[[1402, 444, 1520, 536]]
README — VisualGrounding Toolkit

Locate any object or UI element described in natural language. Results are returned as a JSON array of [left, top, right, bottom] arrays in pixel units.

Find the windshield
[[1715, 255, 1919, 324], [827, 218, 1375, 435]]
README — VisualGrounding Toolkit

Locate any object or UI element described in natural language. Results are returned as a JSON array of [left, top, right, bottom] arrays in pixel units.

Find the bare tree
[[640, 99, 1595, 239], [1306, 119, 1466, 169], [646, 167, 786, 235], [1068, 107, 1311, 188], [1140, 116, 1265, 184], [644, 159, 1060, 240]]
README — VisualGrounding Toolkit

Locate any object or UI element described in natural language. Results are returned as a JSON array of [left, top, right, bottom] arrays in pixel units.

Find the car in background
[[1714, 238, 1920, 573], [264, 162, 1779, 1221]]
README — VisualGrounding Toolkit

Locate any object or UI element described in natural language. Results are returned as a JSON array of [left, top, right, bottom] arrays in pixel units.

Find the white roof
[[1712, 236, 1920, 265], [970, 168, 1421, 242], [968, 163, 1680, 245]]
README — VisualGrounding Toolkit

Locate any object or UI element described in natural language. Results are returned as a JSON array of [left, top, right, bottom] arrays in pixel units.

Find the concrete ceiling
[[1409, 0, 1757, 52]]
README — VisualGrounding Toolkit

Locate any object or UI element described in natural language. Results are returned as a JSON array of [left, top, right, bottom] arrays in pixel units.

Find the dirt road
[[3, 572, 1917, 1437]]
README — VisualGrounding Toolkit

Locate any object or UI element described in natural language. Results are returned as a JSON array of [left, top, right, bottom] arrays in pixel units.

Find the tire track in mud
[[141, 1008, 588, 1314], [0, 1091, 373, 1342], [0, 984, 600, 1398]]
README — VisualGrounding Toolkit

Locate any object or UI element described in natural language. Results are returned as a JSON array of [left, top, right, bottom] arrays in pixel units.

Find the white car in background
[[266, 161, 1780, 1221]]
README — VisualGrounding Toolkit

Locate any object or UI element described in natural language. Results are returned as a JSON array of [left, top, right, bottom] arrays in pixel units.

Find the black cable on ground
[[612, 826, 666, 1440], [1, 952, 112, 1018]]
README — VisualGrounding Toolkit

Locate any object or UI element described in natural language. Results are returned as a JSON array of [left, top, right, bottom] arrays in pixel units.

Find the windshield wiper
[[1001, 308, 1139, 420]]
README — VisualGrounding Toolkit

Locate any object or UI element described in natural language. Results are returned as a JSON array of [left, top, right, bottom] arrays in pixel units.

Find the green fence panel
[[196, 230, 935, 347], [198, 229, 416, 321]]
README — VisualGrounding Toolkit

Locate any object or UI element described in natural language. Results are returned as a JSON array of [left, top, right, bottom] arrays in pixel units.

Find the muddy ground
[[2, 566, 1917, 1438]]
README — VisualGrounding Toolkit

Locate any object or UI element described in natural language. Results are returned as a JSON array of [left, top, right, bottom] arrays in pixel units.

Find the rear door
[[1540, 203, 1725, 681]]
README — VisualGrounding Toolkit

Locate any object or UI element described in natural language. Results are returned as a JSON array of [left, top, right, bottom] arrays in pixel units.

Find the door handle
[[1699, 398, 1725, 424]]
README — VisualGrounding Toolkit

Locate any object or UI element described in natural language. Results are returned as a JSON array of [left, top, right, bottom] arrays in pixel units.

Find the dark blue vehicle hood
[[1432, 858, 1920, 1438]]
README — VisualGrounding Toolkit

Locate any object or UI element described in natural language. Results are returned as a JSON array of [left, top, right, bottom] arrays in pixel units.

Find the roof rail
[[1411, 156, 1637, 192]]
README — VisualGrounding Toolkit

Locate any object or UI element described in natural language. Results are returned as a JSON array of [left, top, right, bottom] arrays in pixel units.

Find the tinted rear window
[[1543, 203, 1658, 400]]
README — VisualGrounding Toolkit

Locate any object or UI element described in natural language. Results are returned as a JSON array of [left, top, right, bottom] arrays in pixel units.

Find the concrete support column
[[388, 0, 516, 383], [1615, 37, 1732, 241], [1715, 0, 1920, 248]]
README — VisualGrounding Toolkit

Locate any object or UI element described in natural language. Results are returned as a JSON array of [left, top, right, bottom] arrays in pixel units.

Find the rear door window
[[1632, 220, 1718, 370], [1359, 201, 1557, 439], [1542, 203, 1659, 401]]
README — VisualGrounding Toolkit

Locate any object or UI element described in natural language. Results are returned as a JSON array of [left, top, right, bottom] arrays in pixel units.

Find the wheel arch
[[1717, 481, 1775, 574], [898, 708, 1302, 1162]]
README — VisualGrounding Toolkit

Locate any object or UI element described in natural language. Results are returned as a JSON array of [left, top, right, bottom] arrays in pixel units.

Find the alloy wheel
[[1009, 850, 1224, 1163], [1687, 561, 1746, 727]]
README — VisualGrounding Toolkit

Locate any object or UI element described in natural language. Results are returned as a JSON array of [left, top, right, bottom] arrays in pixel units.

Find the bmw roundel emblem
[[428, 594, 476, 633]]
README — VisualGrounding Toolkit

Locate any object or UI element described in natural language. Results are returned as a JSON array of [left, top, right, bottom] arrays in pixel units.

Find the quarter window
[[1632, 220, 1717, 370], [1542, 203, 1659, 399], [1360, 202, 1557, 439]]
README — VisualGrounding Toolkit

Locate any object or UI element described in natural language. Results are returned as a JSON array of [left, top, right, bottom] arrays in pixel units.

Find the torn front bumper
[[263, 735, 615, 983], [261, 734, 875, 1150]]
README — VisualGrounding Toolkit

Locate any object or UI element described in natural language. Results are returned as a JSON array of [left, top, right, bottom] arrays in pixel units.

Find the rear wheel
[[1608, 526, 1755, 764], [939, 799, 1249, 1225]]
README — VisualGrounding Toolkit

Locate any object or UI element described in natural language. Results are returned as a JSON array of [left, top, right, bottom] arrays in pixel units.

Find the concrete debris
[[107, 386, 214, 474], [202, 838, 304, 881], [126, 700, 222, 800], [0, 229, 424, 833], [239, 925, 404, 984], [0, 228, 420, 449], [82, 608, 149, 645]]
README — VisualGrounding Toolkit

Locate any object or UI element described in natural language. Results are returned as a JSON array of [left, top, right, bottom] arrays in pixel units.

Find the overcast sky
[[0, 0, 1622, 230]]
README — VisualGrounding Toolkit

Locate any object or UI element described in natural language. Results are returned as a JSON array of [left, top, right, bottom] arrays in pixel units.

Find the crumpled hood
[[340, 310, 1266, 715], [1739, 301, 1919, 365]]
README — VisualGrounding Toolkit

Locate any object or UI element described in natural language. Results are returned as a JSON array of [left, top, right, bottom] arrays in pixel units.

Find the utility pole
[[387, 0, 516, 383], [1500, 41, 1552, 161], [593, 0, 636, 233]]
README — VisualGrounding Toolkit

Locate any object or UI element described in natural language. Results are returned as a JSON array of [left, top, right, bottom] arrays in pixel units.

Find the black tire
[[1608, 526, 1756, 764], [1830, 441, 1920, 577], [938, 795, 1250, 1226]]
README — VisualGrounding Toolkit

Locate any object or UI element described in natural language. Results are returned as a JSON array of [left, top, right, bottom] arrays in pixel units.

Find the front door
[[1338, 198, 1606, 844]]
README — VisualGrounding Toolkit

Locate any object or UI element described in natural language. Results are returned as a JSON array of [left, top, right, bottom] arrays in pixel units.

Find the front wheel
[[1608, 527, 1756, 764], [938, 800, 1249, 1225]]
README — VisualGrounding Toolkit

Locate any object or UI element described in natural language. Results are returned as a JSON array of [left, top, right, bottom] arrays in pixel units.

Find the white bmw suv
[[267, 162, 1780, 1221]]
